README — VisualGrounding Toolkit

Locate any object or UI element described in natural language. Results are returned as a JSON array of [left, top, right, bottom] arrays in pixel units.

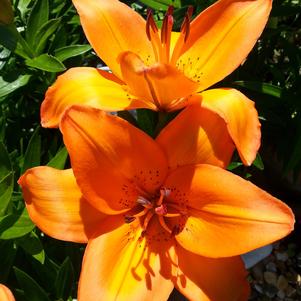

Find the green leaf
[[47, 147, 68, 169], [55, 257, 74, 300], [252, 153, 264, 171], [227, 161, 243, 171], [22, 127, 41, 173], [0, 47, 10, 70], [14, 267, 51, 301], [233, 81, 283, 98], [136, 109, 157, 137], [139, 0, 181, 9], [0, 208, 35, 239], [0, 240, 17, 282], [26, 0, 49, 47], [285, 120, 301, 173], [54, 44, 91, 62], [26, 54, 66, 72], [0, 23, 18, 51], [0, 142, 13, 215], [17, 232, 45, 264], [34, 18, 61, 55], [0, 74, 31, 99]]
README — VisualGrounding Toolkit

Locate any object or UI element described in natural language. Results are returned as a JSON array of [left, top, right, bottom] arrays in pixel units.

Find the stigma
[[123, 187, 187, 237]]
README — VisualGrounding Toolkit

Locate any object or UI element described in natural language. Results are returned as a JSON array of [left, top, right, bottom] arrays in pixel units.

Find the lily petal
[[156, 104, 235, 169], [200, 88, 261, 165], [0, 285, 15, 301], [18, 167, 108, 243], [60, 105, 168, 215], [78, 219, 176, 301], [175, 246, 250, 301], [164, 164, 294, 258], [176, 0, 272, 90], [41, 67, 154, 128], [72, 0, 154, 79], [119, 51, 199, 111]]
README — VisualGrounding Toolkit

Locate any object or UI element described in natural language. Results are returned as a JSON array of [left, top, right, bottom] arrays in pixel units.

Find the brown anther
[[161, 6, 174, 44], [172, 225, 181, 235], [124, 215, 136, 224], [166, 5, 174, 16], [180, 6, 194, 42], [137, 196, 153, 208], [146, 8, 158, 40], [160, 187, 171, 197], [155, 204, 168, 215]]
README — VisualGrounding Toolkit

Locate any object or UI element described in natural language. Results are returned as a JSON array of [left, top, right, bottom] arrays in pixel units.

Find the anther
[[180, 6, 194, 42], [172, 225, 181, 235], [137, 196, 153, 208], [160, 187, 171, 197], [124, 215, 136, 223], [146, 9, 158, 40]]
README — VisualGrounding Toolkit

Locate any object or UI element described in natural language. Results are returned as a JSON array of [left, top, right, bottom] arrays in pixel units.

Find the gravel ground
[[249, 228, 301, 301]]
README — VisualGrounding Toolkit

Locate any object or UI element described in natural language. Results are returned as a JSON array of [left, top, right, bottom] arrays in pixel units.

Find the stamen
[[171, 6, 194, 65], [146, 9, 162, 62], [158, 216, 172, 234], [161, 6, 174, 63], [143, 211, 154, 230], [125, 216, 136, 223], [143, 72, 161, 109], [137, 196, 153, 208], [155, 204, 167, 215], [124, 208, 149, 223], [172, 224, 181, 235], [146, 9, 158, 40]]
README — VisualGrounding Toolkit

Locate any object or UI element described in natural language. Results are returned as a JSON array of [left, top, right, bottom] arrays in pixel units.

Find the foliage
[[0, 0, 300, 300]]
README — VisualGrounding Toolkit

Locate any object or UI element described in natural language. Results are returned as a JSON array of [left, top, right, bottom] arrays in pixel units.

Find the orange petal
[[18, 167, 110, 243], [78, 219, 176, 301], [175, 0, 272, 90], [175, 246, 250, 301], [41, 67, 154, 128], [60, 105, 168, 215], [72, 0, 154, 79], [0, 284, 15, 301], [164, 164, 294, 257], [200, 88, 261, 165], [156, 104, 235, 169], [119, 51, 199, 111]]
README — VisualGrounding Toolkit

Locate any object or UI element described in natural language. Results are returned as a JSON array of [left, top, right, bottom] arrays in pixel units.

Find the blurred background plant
[[0, 0, 300, 300]]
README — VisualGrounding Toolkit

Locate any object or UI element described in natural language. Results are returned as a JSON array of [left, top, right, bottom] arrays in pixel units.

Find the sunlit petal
[[72, 0, 154, 79], [176, 0, 272, 90], [0, 285, 15, 301], [156, 104, 235, 169], [175, 246, 250, 301], [60, 105, 168, 214], [41, 67, 154, 128], [119, 51, 199, 111], [78, 219, 176, 301], [200, 88, 261, 165], [164, 164, 294, 257], [18, 167, 109, 243]]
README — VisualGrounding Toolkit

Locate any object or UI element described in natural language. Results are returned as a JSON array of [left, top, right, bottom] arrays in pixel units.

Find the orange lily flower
[[41, 0, 271, 165], [19, 105, 294, 301], [0, 284, 15, 301]]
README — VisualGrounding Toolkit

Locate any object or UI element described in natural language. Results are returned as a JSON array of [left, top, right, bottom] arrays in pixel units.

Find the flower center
[[146, 6, 193, 65], [124, 187, 187, 236]]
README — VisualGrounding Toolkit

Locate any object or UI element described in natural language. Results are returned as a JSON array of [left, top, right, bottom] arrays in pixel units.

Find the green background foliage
[[0, 0, 300, 300]]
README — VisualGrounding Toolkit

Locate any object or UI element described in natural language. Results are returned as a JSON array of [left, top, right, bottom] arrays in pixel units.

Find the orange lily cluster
[[19, 0, 295, 301]]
